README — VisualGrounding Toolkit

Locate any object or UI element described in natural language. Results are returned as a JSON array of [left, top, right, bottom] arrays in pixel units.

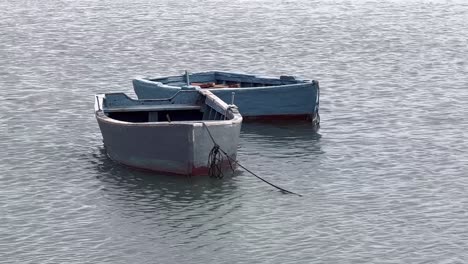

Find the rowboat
[[132, 71, 320, 125], [94, 87, 242, 176]]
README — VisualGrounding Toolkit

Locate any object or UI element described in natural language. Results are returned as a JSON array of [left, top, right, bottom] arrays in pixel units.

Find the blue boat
[[132, 71, 320, 125]]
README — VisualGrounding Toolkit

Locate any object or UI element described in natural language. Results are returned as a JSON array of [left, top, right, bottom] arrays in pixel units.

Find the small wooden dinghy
[[94, 88, 242, 176], [132, 71, 320, 125]]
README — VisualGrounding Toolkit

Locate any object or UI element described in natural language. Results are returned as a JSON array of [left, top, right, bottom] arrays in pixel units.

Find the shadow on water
[[90, 147, 241, 211], [240, 122, 323, 156], [241, 122, 321, 141]]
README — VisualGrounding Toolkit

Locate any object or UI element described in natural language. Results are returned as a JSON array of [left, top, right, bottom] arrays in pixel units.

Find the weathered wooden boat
[[132, 71, 320, 125], [94, 87, 242, 176]]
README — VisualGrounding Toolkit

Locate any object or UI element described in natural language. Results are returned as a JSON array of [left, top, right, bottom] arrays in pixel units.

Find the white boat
[[94, 87, 242, 176]]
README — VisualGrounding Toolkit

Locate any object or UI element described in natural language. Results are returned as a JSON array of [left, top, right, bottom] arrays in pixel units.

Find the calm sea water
[[2, 0, 468, 263]]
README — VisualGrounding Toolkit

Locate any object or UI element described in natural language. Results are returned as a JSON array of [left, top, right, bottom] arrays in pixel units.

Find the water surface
[[1, 0, 468, 263]]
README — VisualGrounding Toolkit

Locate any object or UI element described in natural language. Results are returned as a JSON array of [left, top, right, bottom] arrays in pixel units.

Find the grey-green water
[[1, 0, 468, 263]]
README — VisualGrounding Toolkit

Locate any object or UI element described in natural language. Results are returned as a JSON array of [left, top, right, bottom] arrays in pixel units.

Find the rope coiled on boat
[[207, 144, 234, 179], [208, 144, 223, 178], [202, 123, 302, 196], [204, 124, 234, 179]]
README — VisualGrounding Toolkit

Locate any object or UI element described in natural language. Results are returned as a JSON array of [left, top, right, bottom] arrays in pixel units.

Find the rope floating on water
[[203, 123, 302, 197]]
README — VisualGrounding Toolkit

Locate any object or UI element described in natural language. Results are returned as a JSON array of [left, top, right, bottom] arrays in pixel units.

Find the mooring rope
[[202, 122, 302, 197]]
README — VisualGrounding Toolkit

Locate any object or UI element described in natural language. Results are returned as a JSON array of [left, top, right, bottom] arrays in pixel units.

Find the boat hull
[[133, 78, 320, 124], [96, 113, 241, 176]]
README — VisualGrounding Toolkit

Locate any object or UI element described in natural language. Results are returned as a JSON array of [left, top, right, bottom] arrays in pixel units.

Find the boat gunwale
[[138, 80, 317, 91], [94, 90, 242, 127], [95, 111, 242, 127], [143, 71, 316, 87]]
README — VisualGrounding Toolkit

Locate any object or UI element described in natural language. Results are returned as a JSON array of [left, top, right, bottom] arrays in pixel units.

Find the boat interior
[[99, 92, 232, 123], [149, 71, 306, 89]]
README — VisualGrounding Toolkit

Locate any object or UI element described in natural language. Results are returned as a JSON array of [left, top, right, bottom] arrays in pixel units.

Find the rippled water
[[2, 0, 468, 263]]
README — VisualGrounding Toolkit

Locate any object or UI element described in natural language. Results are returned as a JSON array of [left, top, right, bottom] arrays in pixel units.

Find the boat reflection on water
[[241, 122, 321, 139], [91, 147, 241, 212], [89, 146, 245, 241], [239, 122, 322, 156]]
